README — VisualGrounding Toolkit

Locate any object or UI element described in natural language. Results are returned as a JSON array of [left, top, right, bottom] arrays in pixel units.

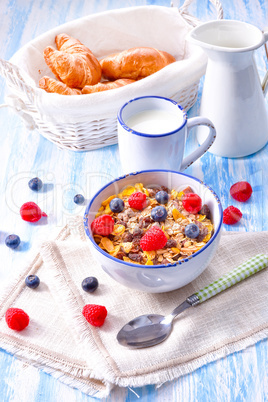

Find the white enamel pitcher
[[187, 20, 268, 158]]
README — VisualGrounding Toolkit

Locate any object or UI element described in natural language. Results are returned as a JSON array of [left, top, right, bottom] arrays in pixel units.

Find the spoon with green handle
[[117, 254, 268, 348]]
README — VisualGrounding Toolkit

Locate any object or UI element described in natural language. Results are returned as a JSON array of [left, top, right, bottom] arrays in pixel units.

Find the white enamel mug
[[117, 96, 216, 174]]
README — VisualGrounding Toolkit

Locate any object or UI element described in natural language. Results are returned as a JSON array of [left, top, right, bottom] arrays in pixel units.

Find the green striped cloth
[[196, 254, 268, 303]]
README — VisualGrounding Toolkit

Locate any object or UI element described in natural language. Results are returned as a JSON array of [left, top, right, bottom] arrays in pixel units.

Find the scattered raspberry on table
[[91, 214, 114, 236], [82, 304, 107, 327], [223, 206, 242, 225], [20, 202, 47, 222], [128, 191, 147, 210], [230, 181, 252, 202], [140, 226, 167, 251], [5, 308, 29, 331]]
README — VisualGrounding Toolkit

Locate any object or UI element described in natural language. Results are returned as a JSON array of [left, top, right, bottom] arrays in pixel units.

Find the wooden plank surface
[[0, 0, 267, 401]]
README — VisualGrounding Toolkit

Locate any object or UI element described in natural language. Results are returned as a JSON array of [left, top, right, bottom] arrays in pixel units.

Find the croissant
[[82, 78, 135, 94], [100, 47, 176, 80], [39, 76, 82, 95], [43, 33, 102, 88]]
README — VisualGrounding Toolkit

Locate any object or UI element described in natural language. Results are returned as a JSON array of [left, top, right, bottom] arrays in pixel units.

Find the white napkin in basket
[[0, 217, 267, 398]]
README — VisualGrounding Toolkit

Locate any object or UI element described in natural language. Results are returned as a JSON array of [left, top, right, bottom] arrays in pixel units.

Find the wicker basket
[[0, 0, 223, 152]]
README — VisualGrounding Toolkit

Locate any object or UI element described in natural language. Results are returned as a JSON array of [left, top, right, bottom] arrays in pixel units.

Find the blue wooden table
[[0, 0, 267, 400]]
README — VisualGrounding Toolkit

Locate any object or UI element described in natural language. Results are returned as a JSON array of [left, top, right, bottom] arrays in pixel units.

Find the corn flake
[[145, 260, 153, 265], [177, 190, 185, 200], [202, 233, 212, 243], [100, 237, 114, 252], [112, 224, 126, 235], [143, 187, 149, 196], [134, 183, 144, 192], [122, 186, 136, 196], [109, 244, 121, 257], [170, 189, 178, 199], [143, 250, 156, 260], [172, 208, 186, 221], [123, 256, 140, 264], [101, 195, 116, 207], [197, 215, 206, 222], [104, 204, 112, 214], [121, 242, 133, 253]]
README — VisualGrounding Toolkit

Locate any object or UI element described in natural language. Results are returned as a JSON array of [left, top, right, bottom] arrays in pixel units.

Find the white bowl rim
[[84, 169, 223, 269]]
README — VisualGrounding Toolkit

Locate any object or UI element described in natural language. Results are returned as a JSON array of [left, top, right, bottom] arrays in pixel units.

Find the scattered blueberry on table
[[25, 275, 40, 289], [74, 194, 85, 205], [28, 177, 43, 191], [81, 277, 99, 293], [5, 234, 21, 249]]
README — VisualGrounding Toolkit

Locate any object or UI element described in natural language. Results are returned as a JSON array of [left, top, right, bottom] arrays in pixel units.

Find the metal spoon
[[117, 254, 267, 348]]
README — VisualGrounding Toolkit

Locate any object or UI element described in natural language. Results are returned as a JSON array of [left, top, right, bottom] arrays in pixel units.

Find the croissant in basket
[[39, 76, 82, 95], [100, 47, 176, 80], [43, 33, 102, 88], [82, 79, 135, 94]]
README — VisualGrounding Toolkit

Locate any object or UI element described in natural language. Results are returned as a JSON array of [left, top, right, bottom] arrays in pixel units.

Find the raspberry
[[223, 206, 242, 225], [182, 193, 202, 214], [128, 192, 147, 210], [91, 214, 114, 236], [20, 202, 47, 222], [230, 181, 252, 202], [82, 304, 107, 327], [5, 308, 29, 331], [140, 226, 167, 251]]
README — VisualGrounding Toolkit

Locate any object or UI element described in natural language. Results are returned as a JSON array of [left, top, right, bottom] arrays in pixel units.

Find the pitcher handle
[[262, 28, 268, 95], [172, 0, 223, 27], [180, 117, 216, 172]]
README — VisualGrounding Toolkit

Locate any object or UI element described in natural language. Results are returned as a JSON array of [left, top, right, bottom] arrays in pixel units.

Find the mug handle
[[180, 116, 216, 171]]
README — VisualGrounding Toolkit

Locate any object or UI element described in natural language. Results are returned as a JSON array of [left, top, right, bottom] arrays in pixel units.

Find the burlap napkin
[[0, 217, 267, 398]]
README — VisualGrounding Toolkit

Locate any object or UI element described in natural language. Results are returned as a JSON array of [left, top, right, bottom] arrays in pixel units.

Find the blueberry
[[5, 234, 20, 249], [28, 177, 43, 191], [155, 191, 169, 204], [151, 206, 167, 222], [74, 194, 85, 205], [82, 277, 98, 293], [185, 223, 200, 239], [109, 197, 124, 213], [25, 275, 40, 289]]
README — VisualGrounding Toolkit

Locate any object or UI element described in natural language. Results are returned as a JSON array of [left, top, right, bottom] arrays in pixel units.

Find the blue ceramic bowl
[[84, 170, 223, 293]]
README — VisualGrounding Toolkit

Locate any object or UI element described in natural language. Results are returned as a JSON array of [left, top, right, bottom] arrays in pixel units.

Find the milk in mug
[[126, 109, 184, 135]]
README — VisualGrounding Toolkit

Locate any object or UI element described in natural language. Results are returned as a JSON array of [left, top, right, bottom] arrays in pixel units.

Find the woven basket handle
[[0, 57, 37, 129], [173, 0, 223, 26], [0, 57, 35, 103]]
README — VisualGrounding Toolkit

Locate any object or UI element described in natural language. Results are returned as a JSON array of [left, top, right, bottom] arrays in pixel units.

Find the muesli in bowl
[[84, 170, 223, 293], [91, 183, 214, 266]]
